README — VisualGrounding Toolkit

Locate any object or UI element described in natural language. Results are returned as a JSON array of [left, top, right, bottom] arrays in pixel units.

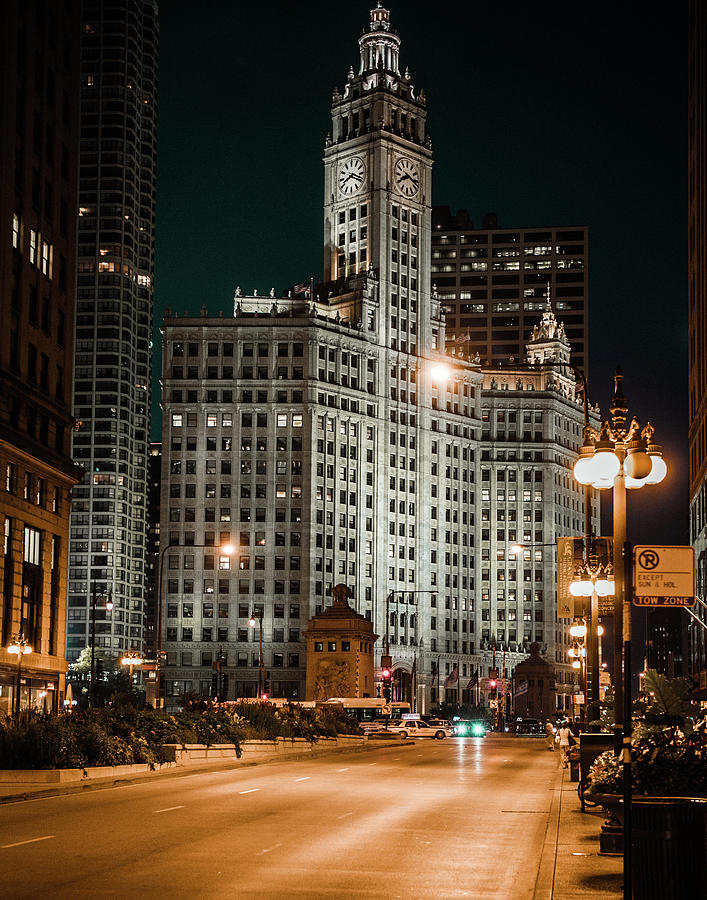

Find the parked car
[[384, 719, 453, 739], [426, 718, 452, 729]]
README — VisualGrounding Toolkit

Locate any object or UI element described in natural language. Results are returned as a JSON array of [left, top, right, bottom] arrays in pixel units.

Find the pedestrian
[[557, 721, 572, 768], [545, 719, 555, 750]]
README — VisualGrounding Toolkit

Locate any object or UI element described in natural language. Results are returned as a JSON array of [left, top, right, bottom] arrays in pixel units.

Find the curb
[[532, 763, 565, 899]]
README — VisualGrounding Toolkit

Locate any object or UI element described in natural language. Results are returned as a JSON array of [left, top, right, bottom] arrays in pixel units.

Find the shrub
[[0, 700, 361, 770], [586, 719, 707, 797]]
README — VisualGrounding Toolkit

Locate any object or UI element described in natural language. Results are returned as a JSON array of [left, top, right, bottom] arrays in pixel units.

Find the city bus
[[324, 697, 411, 729]]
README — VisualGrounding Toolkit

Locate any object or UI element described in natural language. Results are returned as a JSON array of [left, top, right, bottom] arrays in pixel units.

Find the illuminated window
[[29, 229, 38, 265], [171, 413, 183, 427], [40, 240, 52, 277], [12, 214, 20, 249]]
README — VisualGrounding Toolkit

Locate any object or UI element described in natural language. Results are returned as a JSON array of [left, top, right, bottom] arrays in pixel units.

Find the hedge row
[[0, 702, 360, 770]]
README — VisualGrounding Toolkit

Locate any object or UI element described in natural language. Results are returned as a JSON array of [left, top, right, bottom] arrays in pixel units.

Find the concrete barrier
[[0, 733, 372, 785]]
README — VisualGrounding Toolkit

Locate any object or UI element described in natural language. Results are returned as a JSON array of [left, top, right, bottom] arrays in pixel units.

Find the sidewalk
[[537, 763, 624, 899]]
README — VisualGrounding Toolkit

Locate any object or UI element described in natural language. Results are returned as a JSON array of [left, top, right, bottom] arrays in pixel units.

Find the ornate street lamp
[[572, 369, 666, 741], [572, 369, 667, 900], [7, 634, 32, 718], [120, 648, 144, 682]]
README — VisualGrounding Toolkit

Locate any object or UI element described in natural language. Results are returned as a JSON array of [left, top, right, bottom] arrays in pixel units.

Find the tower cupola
[[359, 4, 401, 76]]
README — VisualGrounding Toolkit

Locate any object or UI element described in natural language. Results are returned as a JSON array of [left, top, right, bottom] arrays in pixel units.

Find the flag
[[454, 332, 470, 345], [466, 669, 478, 691], [293, 283, 309, 296], [444, 664, 459, 687]]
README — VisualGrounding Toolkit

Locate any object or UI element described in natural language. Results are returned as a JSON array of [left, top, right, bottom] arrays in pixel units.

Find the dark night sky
[[154, 1, 688, 547]]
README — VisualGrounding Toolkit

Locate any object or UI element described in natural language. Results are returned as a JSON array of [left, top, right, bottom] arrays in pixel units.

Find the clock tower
[[323, 4, 438, 356]]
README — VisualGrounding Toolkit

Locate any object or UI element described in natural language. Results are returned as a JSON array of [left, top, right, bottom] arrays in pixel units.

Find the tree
[[67, 648, 131, 708]]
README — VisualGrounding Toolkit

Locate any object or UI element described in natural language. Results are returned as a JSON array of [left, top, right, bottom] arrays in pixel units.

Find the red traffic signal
[[381, 668, 391, 680], [488, 679, 497, 689]]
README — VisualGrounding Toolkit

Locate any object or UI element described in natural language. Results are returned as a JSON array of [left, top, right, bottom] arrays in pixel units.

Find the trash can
[[632, 797, 707, 900]]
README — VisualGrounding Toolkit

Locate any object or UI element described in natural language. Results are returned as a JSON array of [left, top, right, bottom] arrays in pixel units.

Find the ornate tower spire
[[526, 283, 571, 366], [359, 4, 401, 76]]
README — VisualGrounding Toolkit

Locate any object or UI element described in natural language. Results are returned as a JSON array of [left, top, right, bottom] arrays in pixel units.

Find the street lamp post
[[89, 584, 113, 709], [572, 369, 667, 900], [7, 634, 32, 718], [568, 617, 587, 722], [248, 610, 264, 698], [569, 558, 614, 725]]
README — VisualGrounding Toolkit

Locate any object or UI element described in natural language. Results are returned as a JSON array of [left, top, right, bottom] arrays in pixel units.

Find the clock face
[[338, 156, 365, 195], [395, 157, 419, 196]]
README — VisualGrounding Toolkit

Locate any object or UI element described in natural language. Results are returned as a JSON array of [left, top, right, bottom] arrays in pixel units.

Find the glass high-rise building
[[66, 0, 158, 661], [431, 207, 588, 374]]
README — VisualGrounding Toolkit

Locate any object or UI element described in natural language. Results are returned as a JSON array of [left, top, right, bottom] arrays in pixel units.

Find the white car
[[384, 719, 453, 739]]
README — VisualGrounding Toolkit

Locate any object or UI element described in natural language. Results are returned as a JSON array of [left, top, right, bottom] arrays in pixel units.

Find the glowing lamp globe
[[625, 475, 650, 490], [595, 578, 614, 596], [573, 454, 596, 485], [645, 454, 667, 485], [592, 476, 615, 490], [624, 445, 652, 479], [569, 581, 584, 597], [569, 622, 587, 639], [592, 448, 620, 481]]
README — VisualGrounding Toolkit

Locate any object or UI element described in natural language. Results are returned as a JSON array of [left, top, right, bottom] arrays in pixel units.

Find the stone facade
[[304, 583, 377, 700], [158, 6, 598, 715]]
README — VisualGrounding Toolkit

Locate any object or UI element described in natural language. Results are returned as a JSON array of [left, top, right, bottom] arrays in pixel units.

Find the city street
[[0, 737, 564, 899]]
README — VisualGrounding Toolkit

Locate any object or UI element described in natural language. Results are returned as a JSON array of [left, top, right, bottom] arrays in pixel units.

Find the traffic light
[[262, 670, 271, 699], [381, 666, 392, 701], [221, 673, 229, 700], [211, 672, 218, 698], [95, 658, 104, 679]]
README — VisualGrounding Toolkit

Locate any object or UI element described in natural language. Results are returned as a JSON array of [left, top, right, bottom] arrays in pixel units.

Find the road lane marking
[[239, 789, 260, 794], [337, 767, 349, 772], [2, 835, 55, 849], [258, 842, 283, 855], [295, 776, 310, 782], [154, 805, 184, 813], [336, 812, 353, 819], [368, 762, 377, 766]]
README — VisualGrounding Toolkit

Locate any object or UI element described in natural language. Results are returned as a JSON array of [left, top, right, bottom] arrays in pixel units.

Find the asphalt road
[[0, 736, 559, 899]]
